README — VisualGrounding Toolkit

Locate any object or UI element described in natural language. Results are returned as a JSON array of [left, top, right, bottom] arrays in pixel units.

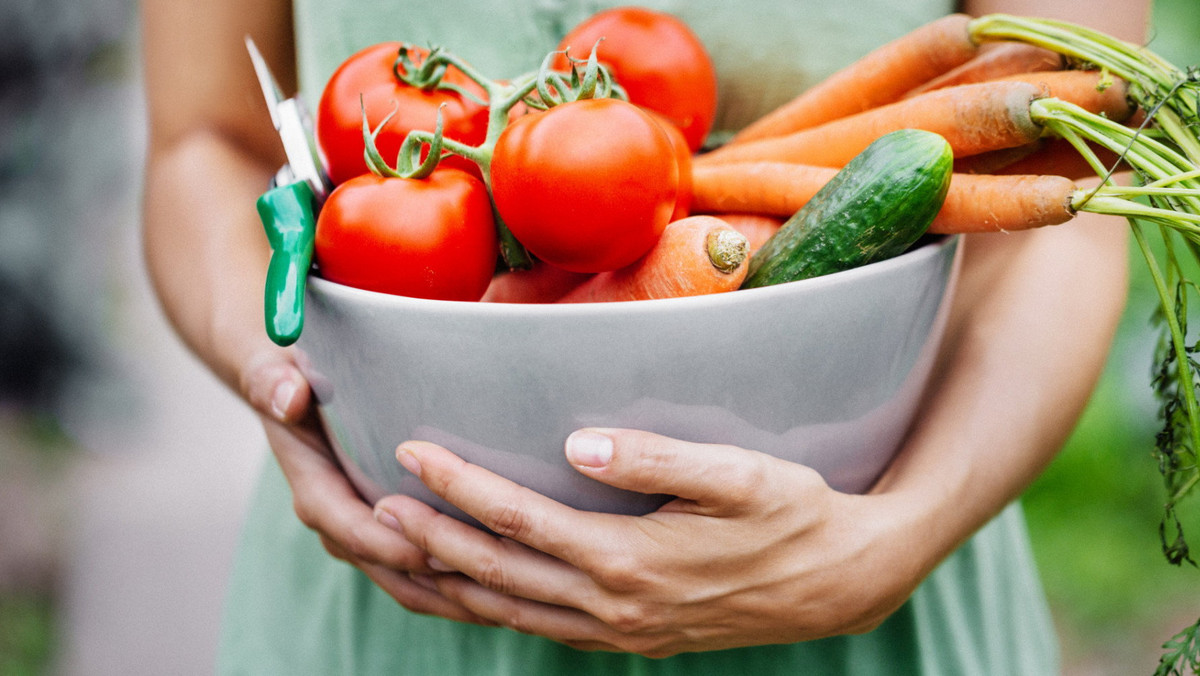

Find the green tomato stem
[[384, 42, 627, 271]]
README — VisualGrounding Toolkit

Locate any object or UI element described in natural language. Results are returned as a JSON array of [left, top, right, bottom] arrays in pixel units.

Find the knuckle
[[422, 454, 471, 496], [497, 604, 535, 636], [479, 501, 534, 541], [720, 452, 770, 505], [589, 553, 649, 593], [473, 554, 515, 595], [338, 522, 373, 562], [600, 600, 655, 635]]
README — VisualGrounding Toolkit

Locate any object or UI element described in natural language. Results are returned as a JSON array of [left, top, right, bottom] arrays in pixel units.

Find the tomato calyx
[[372, 52, 534, 267], [361, 99, 447, 180], [525, 43, 626, 111], [376, 42, 628, 271], [392, 44, 490, 106]]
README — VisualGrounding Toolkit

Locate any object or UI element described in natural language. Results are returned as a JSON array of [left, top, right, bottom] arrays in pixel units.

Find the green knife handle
[[256, 181, 317, 346]]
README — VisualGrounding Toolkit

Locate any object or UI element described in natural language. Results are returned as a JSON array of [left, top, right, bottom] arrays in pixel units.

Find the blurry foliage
[[0, 2, 136, 675], [0, 593, 56, 676], [0, 0, 134, 416], [1022, 0, 1200, 666]]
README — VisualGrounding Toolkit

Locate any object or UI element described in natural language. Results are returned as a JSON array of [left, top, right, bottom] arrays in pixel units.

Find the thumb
[[239, 349, 312, 425], [564, 428, 805, 509]]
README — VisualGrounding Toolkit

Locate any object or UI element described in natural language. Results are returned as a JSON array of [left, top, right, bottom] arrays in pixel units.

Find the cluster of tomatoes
[[310, 7, 718, 301]]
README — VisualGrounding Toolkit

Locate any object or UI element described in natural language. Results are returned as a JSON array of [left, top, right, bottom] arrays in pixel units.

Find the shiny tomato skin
[[316, 42, 489, 186], [555, 7, 717, 152], [314, 168, 497, 301], [649, 111, 694, 221], [490, 98, 678, 273]]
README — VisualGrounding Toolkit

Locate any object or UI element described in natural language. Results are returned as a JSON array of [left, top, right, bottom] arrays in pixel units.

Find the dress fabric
[[219, 2, 1061, 674]]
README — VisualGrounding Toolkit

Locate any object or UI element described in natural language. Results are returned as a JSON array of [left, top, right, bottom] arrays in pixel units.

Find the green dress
[[219, 2, 1061, 674]]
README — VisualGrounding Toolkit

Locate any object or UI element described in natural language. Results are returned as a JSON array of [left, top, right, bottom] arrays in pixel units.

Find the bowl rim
[[306, 235, 958, 318]]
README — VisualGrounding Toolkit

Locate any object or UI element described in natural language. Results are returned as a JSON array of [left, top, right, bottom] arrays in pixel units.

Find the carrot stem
[[969, 14, 1200, 164], [1131, 220, 1200, 480]]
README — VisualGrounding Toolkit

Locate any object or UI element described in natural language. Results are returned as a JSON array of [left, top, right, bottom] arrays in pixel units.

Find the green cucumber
[[740, 128, 953, 288]]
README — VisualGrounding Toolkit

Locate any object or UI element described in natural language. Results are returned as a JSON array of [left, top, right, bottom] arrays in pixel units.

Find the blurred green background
[[1021, 0, 1200, 670]]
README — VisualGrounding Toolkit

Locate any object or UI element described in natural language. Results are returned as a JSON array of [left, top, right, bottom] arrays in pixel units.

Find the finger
[[428, 573, 624, 650], [358, 564, 497, 626], [394, 440, 624, 568], [375, 493, 602, 611], [319, 531, 491, 623], [264, 420, 430, 572], [564, 428, 819, 511], [241, 349, 312, 424]]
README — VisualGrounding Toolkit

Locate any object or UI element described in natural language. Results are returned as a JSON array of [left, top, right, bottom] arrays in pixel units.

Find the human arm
[[138, 0, 483, 622], [367, 0, 1149, 655]]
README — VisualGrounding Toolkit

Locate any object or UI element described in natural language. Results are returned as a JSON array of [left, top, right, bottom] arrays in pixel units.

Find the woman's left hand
[[373, 428, 935, 657]]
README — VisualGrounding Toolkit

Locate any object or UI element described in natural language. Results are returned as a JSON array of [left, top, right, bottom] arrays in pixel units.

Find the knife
[[245, 35, 332, 346]]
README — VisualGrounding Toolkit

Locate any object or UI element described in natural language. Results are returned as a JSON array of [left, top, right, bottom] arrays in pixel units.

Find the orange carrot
[[930, 173, 1076, 233], [729, 14, 979, 145], [703, 81, 1044, 167], [482, 261, 591, 303], [699, 75, 1133, 168], [992, 137, 1126, 180], [953, 140, 1046, 174], [706, 213, 784, 253], [904, 42, 1063, 97], [557, 216, 749, 302], [691, 162, 837, 216], [689, 161, 1077, 233], [995, 70, 1133, 122]]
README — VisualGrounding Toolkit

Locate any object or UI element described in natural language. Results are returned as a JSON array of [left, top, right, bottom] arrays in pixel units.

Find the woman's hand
[[372, 206, 1129, 655], [242, 349, 491, 625], [373, 429, 936, 657]]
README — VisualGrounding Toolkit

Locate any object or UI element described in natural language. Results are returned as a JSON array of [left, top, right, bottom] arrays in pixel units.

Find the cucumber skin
[[740, 129, 953, 289]]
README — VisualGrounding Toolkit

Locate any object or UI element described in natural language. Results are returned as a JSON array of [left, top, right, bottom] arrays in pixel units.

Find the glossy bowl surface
[[298, 236, 961, 523]]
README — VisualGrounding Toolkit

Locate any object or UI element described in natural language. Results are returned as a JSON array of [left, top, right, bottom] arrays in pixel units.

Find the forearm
[[143, 133, 279, 391], [961, 0, 1149, 43], [140, 0, 295, 394], [872, 213, 1128, 571], [860, 0, 1151, 586]]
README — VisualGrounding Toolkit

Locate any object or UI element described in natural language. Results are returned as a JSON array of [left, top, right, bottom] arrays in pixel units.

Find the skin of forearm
[[140, 0, 295, 393], [871, 213, 1129, 574], [142, 133, 281, 392], [853, 0, 1153, 582], [961, 0, 1149, 44]]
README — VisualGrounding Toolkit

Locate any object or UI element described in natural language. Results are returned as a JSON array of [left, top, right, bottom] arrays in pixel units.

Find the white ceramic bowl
[[297, 236, 961, 524]]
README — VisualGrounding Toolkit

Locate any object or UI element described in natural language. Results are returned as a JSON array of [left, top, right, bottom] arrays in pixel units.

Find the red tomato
[[649, 111, 694, 221], [316, 42, 489, 186], [490, 98, 679, 273], [555, 7, 718, 152], [314, 168, 497, 301]]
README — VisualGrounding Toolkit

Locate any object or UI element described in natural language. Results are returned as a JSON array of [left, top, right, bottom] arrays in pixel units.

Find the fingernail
[[271, 379, 298, 421], [426, 556, 454, 572], [397, 446, 423, 477], [566, 430, 613, 468], [374, 507, 403, 534]]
